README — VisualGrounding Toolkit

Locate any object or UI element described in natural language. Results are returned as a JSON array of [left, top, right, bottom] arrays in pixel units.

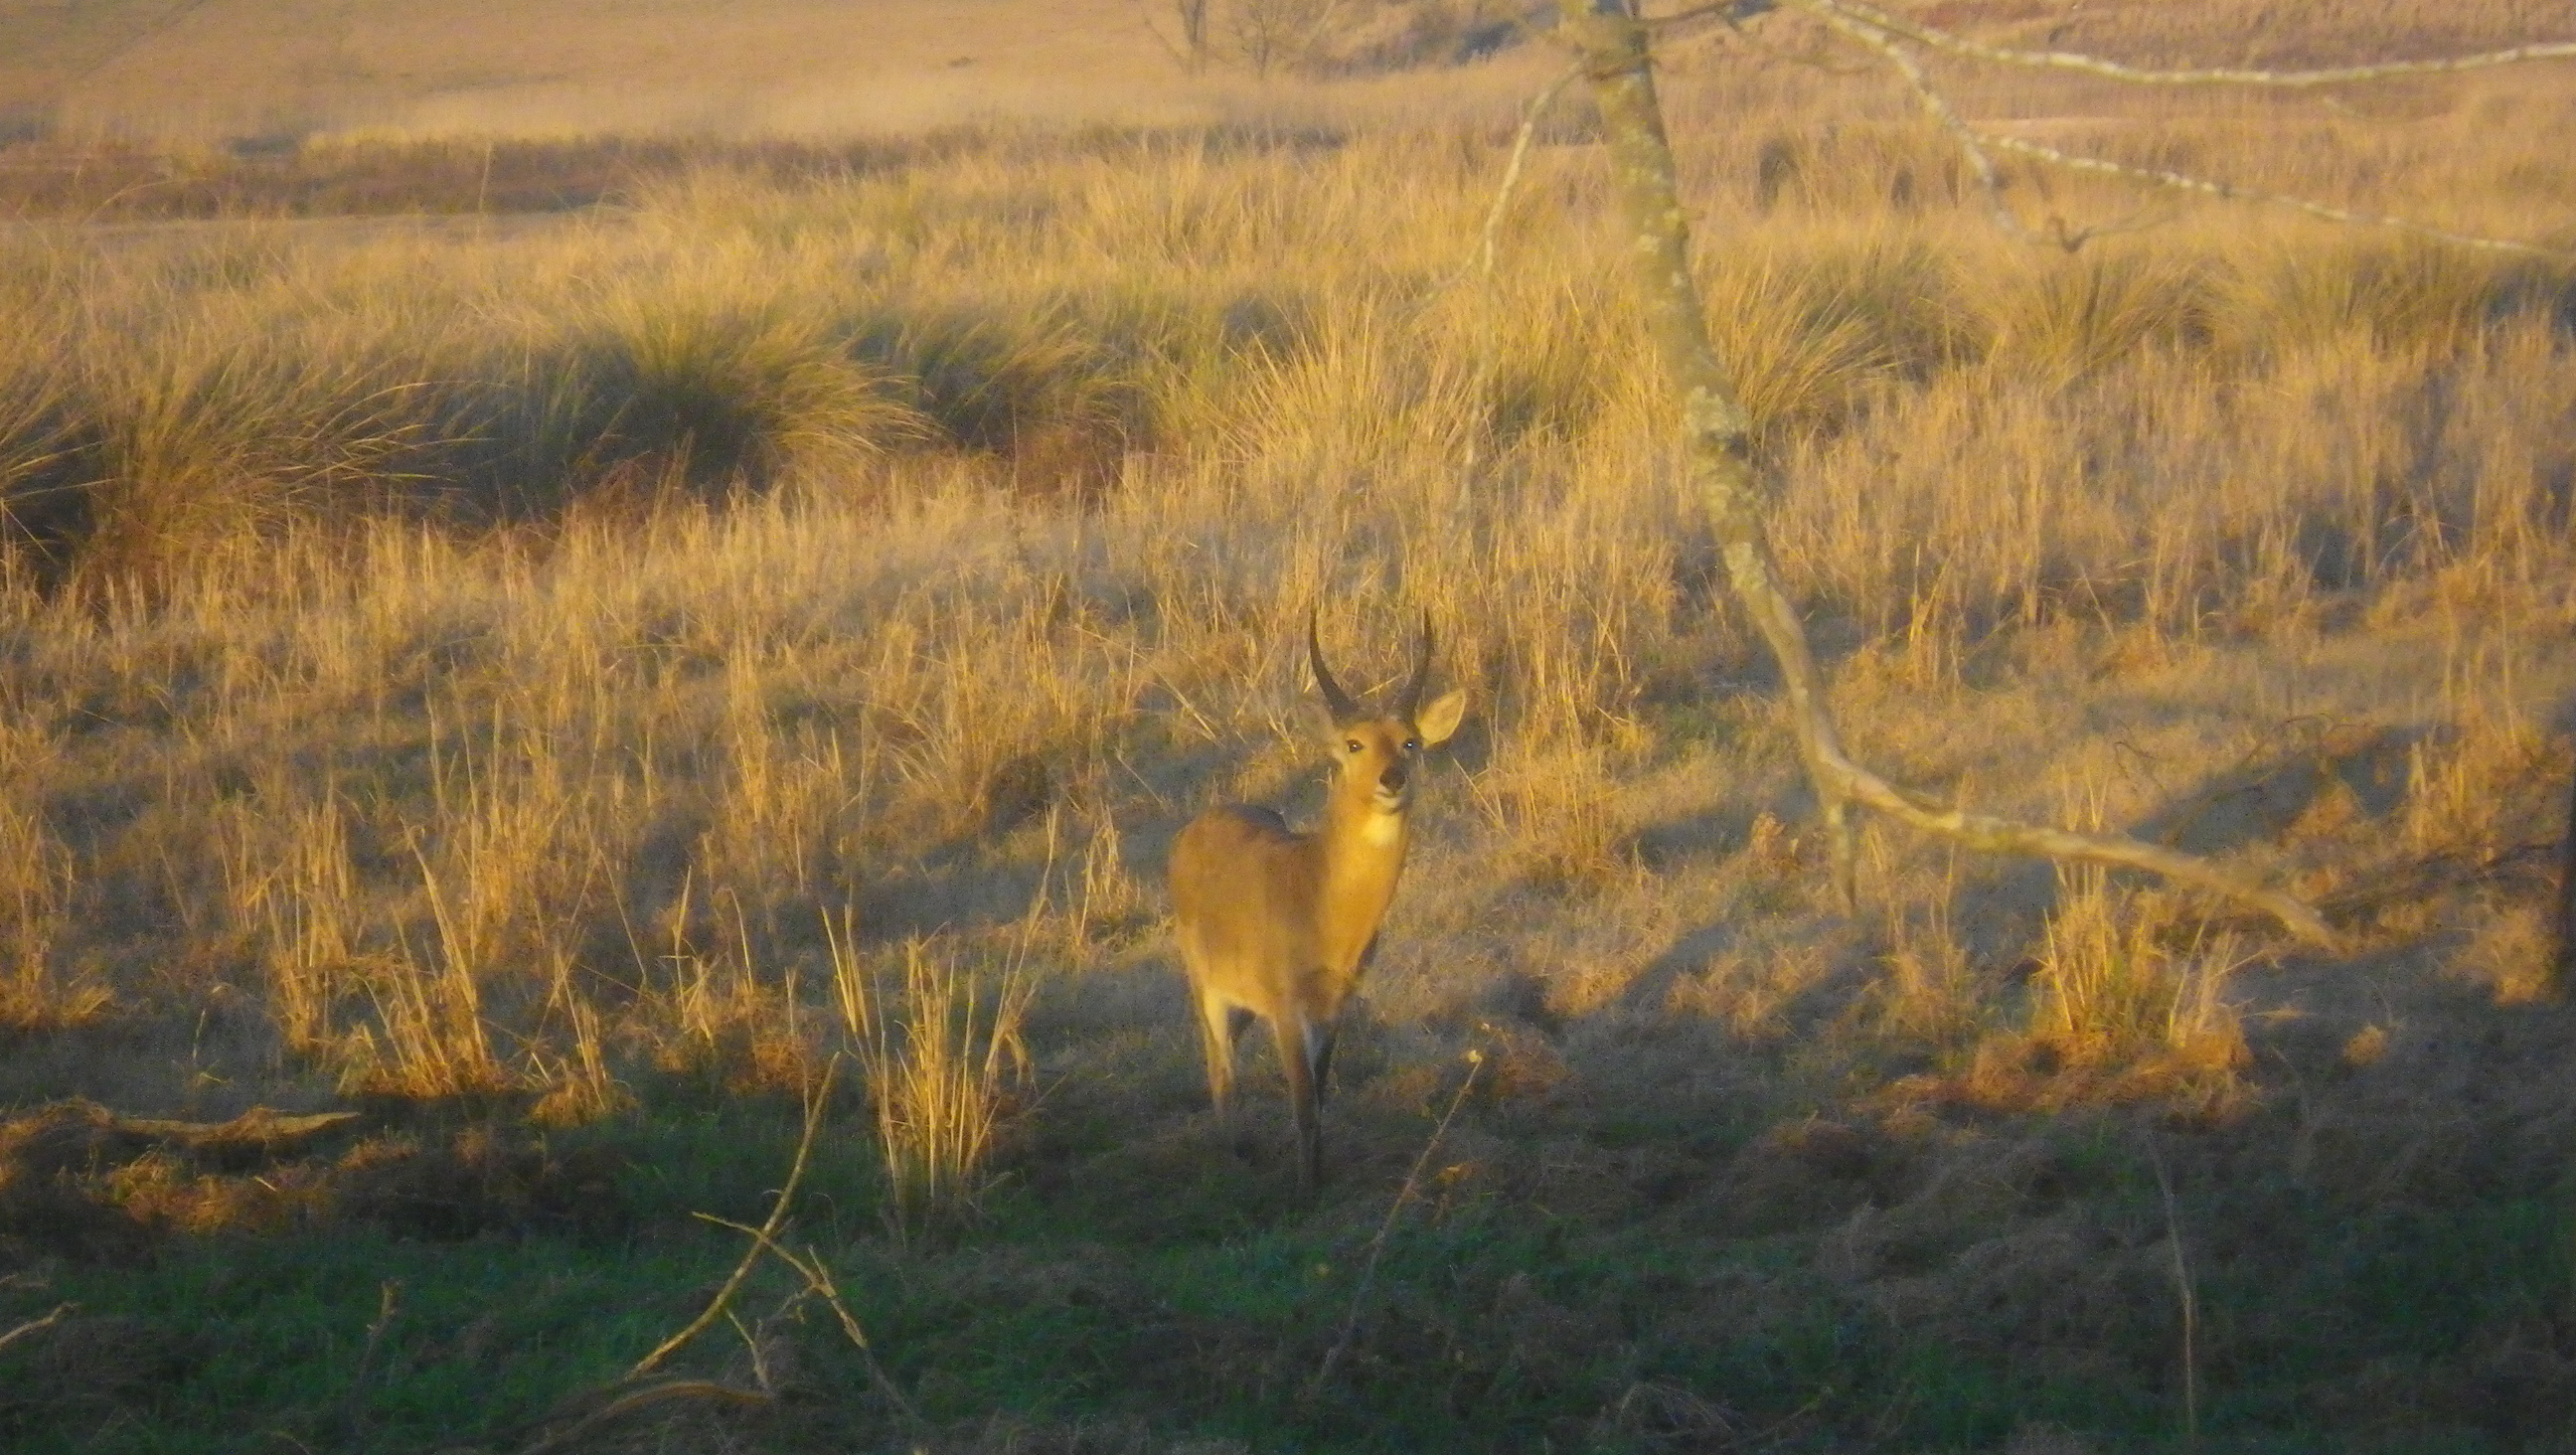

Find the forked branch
[[695, 1214, 919, 1424], [1785, 0, 2576, 259], [1556, 0, 2337, 944], [510, 1054, 917, 1450], [1796, 0, 2576, 89], [627, 1055, 838, 1379], [1805, 0, 2031, 241]]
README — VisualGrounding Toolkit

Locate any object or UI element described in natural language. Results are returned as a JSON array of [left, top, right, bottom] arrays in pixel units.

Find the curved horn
[[1309, 608, 1362, 724], [1398, 612, 1434, 720]]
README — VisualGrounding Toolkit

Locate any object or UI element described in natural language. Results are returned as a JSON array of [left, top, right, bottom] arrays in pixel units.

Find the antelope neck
[[1322, 792, 1408, 883]]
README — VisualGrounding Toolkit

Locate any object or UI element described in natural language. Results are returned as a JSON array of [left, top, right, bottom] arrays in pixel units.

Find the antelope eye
[[1345, 739, 1364, 754], [1402, 738, 1419, 751]]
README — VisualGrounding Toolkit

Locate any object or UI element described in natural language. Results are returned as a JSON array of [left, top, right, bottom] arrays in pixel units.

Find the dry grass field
[[3, 1, 2576, 1451]]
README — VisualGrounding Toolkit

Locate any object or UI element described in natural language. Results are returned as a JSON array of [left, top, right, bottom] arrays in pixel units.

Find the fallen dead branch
[[442, 1054, 915, 1453], [626, 1056, 837, 1379], [694, 1213, 920, 1424], [50, 1101, 366, 1154], [0, 1302, 74, 1357]]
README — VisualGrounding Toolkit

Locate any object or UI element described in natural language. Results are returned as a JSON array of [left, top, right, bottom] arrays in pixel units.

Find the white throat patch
[[1362, 811, 1404, 848]]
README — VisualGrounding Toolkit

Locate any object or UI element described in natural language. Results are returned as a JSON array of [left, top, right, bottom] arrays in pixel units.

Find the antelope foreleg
[[1280, 1015, 1332, 1192]]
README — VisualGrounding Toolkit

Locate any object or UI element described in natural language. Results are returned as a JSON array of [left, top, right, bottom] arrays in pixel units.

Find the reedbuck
[[1168, 612, 1467, 1190]]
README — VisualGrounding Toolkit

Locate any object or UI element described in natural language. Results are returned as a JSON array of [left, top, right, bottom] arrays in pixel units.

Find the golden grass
[[0, 37, 2569, 1119], [834, 922, 1036, 1242], [2024, 869, 2249, 1074]]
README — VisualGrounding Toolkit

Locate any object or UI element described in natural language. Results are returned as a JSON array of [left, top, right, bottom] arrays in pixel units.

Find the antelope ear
[[1413, 689, 1466, 747]]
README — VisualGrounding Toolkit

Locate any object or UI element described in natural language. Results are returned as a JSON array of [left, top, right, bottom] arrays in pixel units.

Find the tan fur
[[1169, 620, 1465, 1190]]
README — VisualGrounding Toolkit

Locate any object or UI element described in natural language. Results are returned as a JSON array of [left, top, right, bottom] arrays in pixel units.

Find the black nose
[[1379, 761, 1409, 794]]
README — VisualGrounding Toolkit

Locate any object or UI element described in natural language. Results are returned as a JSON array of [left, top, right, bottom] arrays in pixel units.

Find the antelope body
[[1168, 615, 1466, 1189]]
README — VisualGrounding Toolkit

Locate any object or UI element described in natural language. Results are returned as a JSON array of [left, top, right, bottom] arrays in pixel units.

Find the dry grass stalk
[[363, 850, 509, 1097], [1471, 734, 1631, 889], [833, 918, 1036, 1242], [2026, 867, 2248, 1077], [2558, 778, 2576, 981], [1874, 889, 1982, 1049], [0, 801, 90, 1031], [532, 975, 632, 1125], [1309, 1047, 1484, 1399]]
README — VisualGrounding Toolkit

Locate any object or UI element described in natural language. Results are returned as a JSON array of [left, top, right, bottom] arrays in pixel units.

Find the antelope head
[[1309, 610, 1468, 826]]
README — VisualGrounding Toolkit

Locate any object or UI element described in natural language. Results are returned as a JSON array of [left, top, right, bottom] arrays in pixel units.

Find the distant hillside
[[5, 0, 2570, 146], [0, 0, 1553, 143]]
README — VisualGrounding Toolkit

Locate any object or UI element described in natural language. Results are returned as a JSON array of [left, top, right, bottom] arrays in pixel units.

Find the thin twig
[[1469, 62, 1587, 283], [334, 1280, 401, 1443], [2145, 1132, 2202, 1453], [696, 1214, 921, 1425], [1808, 2, 2032, 240], [1812, 3, 2574, 260], [1977, 131, 2576, 260], [0, 1302, 73, 1356], [1307, 1050, 1485, 1400], [1802, 0, 2576, 88], [724, 1309, 772, 1391], [628, 1054, 840, 1378]]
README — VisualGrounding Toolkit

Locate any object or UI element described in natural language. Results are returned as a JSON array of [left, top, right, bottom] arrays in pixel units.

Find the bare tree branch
[[1976, 130, 2576, 259], [628, 1055, 837, 1379], [1830, 751, 2334, 942], [1462, 62, 1587, 283], [1806, 1, 2033, 240], [695, 1214, 919, 1424], [1552, 0, 2339, 944], [1800, 0, 2576, 87], [1803, 1, 2576, 258]]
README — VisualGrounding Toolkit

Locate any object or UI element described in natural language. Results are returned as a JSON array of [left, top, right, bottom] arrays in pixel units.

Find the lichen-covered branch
[[1558, 0, 1862, 905], [1550, 0, 2337, 945], [1824, 741, 2334, 943]]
